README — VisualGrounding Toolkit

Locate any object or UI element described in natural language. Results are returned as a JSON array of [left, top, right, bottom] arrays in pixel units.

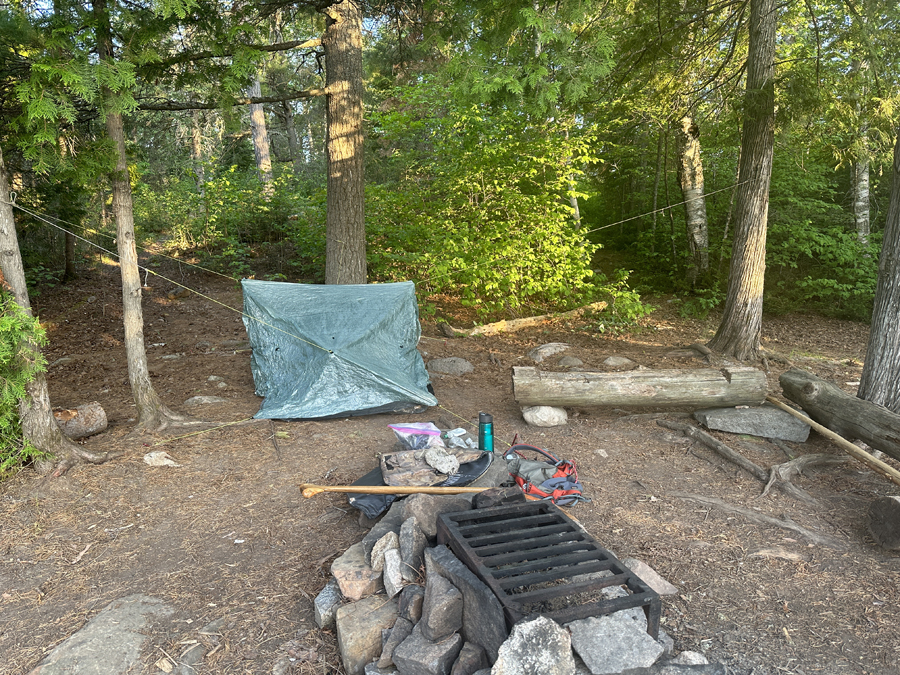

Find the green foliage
[[0, 294, 48, 477], [587, 270, 655, 334], [674, 284, 725, 320], [367, 78, 601, 315]]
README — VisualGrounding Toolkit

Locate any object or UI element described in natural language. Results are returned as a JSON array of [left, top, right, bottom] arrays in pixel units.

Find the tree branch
[[148, 38, 322, 70], [138, 88, 325, 111]]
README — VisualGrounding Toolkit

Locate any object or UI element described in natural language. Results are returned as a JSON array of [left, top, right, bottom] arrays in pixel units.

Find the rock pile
[[316, 491, 725, 675]]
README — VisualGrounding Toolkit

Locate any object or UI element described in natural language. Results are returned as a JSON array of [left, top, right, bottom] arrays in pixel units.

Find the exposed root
[[760, 454, 848, 499]]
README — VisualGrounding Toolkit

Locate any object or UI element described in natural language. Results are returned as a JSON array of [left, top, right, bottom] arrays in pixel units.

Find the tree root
[[760, 454, 848, 499], [657, 419, 820, 505]]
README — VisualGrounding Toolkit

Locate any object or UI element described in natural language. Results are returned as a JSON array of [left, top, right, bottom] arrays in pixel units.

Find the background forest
[[1, 0, 899, 462]]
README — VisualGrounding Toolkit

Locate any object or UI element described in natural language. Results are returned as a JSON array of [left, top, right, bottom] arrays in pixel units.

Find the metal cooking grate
[[436, 501, 661, 637]]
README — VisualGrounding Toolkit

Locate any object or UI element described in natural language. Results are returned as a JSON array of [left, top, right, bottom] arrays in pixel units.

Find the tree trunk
[[859, 128, 900, 411], [322, 0, 366, 285], [512, 366, 767, 408], [248, 77, 274, 186], [675, 116, 709, 286], [282, 100, 304, 174], [191, 110, 206, 199], [0, 144, 115, 475], [852, 157, 870, 245], [94, 0, 189, 431], [781, 367, 900, 462], [707, 0, 776, 360]]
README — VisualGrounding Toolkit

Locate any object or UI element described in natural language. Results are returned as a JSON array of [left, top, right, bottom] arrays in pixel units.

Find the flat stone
[[693, 404, 810, 442], [332, 542, 383, 601], [623, 558, 678, 596], [29, 594, 174, 675], [384, 548, 404, 598], [472, 487, 526, 509], [604, 356, 636, 368], [365, 663, 398, 675], [403, 495, 472, 540], [378, 617, 414, 669], [371, 531, 400, 572], [362, 500, 407, 563], [428, 357, 475, 376], [620, 663, 726, 674], [421, 573, 463, 642], [400, 517, 427, 582], [528, 343, 570, 363], [314, 578, 343, 629], [392, 623, 463, 675], [491, 616, 575, 675], [466, 454, 509, 488], [183, 395, 228, 406], [868, 495, 900, 550], [450, 641, 489, 675], [567, 612, 665, 674], [558, 356, 584, 368], [336, 595, 399, 675], [522, 405, 568, 427], [424, 547, 508, 662], [398, 584, 425, 623], [669, 651, 710, 666]]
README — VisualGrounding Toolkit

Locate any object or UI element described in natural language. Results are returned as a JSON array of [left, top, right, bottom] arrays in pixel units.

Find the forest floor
[[1, 259, 899, 675]]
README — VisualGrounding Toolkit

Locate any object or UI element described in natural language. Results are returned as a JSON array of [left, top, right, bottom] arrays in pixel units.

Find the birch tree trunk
[[707, 0, 776, 360], [248, 77, 274, 187], [94, 0, 190, 431], [323, 0, 366, 285], [858, 129, 900, 412], [675, 115, 709, 286], [852, 157, 870, 245], [191, 110, 206, 200], [0, 144, 116, 475]]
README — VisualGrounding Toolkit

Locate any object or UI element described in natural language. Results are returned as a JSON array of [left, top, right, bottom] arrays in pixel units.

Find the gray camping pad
[[242, 280, 437, 419]]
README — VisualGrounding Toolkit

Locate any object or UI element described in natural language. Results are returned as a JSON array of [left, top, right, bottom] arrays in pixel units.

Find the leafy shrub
[[587, 270, 655, 334], [0, 293, 49, 476]]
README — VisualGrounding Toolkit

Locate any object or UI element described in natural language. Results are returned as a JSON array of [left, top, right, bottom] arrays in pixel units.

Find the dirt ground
[[1, 260, 899, 675]]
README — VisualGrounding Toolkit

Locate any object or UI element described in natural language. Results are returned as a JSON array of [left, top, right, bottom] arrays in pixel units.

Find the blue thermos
[[479, 412, 494, 453]]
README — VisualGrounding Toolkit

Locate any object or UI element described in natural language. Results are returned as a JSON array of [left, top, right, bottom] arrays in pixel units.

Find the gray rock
[[491, 616, 575, 675], [336, 595, 399, 675], [428, 357, 475, 376], [384, 548, 405, 598], [558, 356, 584, 368], [378, 617, 414, 669], [30, 594, 174, 675], [403, 494, 472, 539], [450, 642, 489, 675], [425, 546, 508, 662], [568, 612, 665, 674], [522, 405, 568, 427], [314, 578, 343, 629], [669, 652, 709, 666], [183, 395, 229, 406], [604, 356, 637, 368], [331, 542, 383, 601], [363, 500, 407, 563], [657, 630, 675, 655], [371, 531, 401, 572], [473, 487, 526, 509], [421, 574, 464, 642], [366, 663, 399, 675], [620, 663, 725, 674], [473, 671, 491, 675], [398, 584, 425, 624], [392, 623, 463, 675], [693, 404, 811, 442], [466, 455, 510, 489], [869, 495, 900, 550], [400, 517, 427, 582], [623, 557, 679, 596], [528, 343, 570, 363]]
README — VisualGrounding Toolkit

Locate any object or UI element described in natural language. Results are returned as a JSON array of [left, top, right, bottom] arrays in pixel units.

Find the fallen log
[[778, 368, 900, 464], [512, 366, 767, 408], [440, 301, 608, 338], [53, 402, 107, 440], [766, 395, 900, 488]]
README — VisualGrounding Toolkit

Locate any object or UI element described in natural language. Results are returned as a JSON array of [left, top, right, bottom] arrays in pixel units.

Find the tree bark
[[858, 129, 900, 411], [780, 368, 900, 462], [322, 0, 366, 285], [281, 99, 304, 174], [248, 77, 274, 186], [94, 0, 190, 431], [54, 401, 108, 439], [0, 144, 117, 475], [512, 366, 767, 408], [707, 0, 776, 360], [852, 156, 870, 245], [191, 110, 206, 199], [675, 116, 709, 286]]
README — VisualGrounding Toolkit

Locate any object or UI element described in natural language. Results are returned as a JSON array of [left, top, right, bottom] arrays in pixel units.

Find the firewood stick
[[300, 484, 491, 499], [765, 396, 900, 488]]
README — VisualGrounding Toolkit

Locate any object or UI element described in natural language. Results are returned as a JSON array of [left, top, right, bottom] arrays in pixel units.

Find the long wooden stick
[[766, 396, 900, 488], [300, 483, 491, 499]]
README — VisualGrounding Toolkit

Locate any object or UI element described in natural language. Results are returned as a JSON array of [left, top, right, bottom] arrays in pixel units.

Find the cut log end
[[54, 401, 107, 440], [868, 496, 900, 550]]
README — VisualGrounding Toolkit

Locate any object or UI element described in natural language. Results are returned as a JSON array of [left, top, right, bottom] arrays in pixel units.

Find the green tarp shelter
[[241, 280, 437, 419]]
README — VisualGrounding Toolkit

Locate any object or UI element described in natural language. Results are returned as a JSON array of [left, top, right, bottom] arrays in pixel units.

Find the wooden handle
[[766, 395, 900, 487], [299, 483, 492, 499]]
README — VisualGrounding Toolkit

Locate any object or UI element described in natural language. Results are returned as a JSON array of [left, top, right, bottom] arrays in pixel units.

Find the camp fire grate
[[436, 501, 661, 638]]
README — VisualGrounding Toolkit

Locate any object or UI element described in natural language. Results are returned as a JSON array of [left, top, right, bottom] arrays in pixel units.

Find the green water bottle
[[478, 412, 494, 453]]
